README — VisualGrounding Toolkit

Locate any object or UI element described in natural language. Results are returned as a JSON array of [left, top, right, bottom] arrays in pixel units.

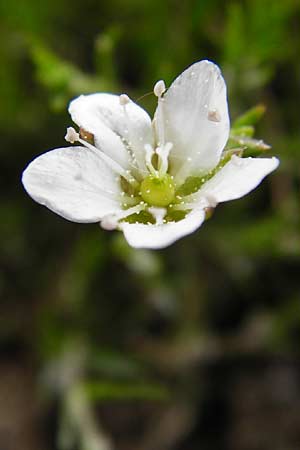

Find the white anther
[[208, 109, 221, 123], [119, 94, 130, 106], [148, 207, 166, 225], [100, 214, 119, 231], [65, 127, 79, 144], [153, 80, 166, 98], [204, 194, 218, 208], [231, 155, 244, 167]]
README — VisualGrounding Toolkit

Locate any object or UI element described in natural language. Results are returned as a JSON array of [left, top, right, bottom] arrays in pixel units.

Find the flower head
[[22, 60, 279, 249]]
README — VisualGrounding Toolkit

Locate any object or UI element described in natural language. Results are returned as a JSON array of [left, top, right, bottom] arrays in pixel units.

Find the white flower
[[22, 60, 279, 249]]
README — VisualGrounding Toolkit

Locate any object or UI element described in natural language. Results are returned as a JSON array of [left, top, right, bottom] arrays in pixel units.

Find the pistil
[[101, 203, 146, 230], [140, 173, 175, 207]]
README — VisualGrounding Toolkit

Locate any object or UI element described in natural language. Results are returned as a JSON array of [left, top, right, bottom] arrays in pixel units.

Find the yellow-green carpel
[[140, 174, 175, 207]]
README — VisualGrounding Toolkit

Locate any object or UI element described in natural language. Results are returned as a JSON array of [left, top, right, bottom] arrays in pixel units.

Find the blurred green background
[[1, 0, 300, 449]]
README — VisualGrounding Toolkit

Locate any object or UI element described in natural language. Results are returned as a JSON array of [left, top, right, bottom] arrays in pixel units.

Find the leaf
[[85, 380, 170, 401], [227, 136, 271, 157], [230, 125, 255, 138], [233, 104, 266, 127], [29, 41, 113, 111]]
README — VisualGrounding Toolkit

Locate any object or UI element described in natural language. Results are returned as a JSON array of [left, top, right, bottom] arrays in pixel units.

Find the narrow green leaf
[[85, 380, 170, 401], [233, 104, 266, 127], [230, 125, 255, 137]]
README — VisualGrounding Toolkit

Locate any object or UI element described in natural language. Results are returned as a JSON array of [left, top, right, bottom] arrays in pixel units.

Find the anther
[[208, 109, 221, 123], [205, 194, 218, 208], [231, 155, 243, 167], [101, 215, 119, 231], [153, 80, 166, 98], [79, 128, 94, 144], [65, 127, 79, 144], [119, 94, 130, 106]]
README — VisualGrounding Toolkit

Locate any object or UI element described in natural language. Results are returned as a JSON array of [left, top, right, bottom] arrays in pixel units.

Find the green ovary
[[140, 174, 175, 207]]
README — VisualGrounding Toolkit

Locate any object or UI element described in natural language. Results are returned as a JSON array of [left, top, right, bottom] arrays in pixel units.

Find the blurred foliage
[[1, 0, 300, 449]]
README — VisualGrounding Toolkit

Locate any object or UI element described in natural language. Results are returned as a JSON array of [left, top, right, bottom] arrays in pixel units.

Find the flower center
[[140, 174, 175, 207]]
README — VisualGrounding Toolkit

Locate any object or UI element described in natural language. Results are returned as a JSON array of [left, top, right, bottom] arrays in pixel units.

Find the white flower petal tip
[[194, 156, 279, 205], [157, 60, 230, 183], [21, 146, 122, 223], [22, 60, 279, 249]]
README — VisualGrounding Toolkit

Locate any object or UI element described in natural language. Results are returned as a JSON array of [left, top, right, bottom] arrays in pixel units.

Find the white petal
[[195, 155, 279, 204], [156, 60, 230, 183], [69, 93, 154, 177], [22, 146, 122, 223], [119, 209, 206, 249]]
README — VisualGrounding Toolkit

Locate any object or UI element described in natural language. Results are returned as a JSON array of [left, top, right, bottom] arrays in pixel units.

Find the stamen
[[65, 127, 79, 144], [119, 94, 148, 176], [153, 80, 166, 146], [65, 127, 138, 187], [100, 204, 146, 230], [148, 207, 166, 225], [119, 94, 130, 106], [153, 80, 166, 98], [79, 127, 95, 144], [204, 194, 218, 208], [100, 215, 119, 231], [208, 109, 221, 123], [175, 193, 218, 210]]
